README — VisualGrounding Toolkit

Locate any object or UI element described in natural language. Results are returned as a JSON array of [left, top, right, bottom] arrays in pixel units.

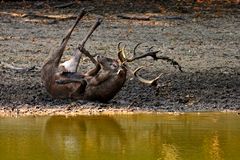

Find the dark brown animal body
[[83, 56, 127, 102], [41, 10, 181, 102], [41, 55, 127, 102], [41, 10, 127, 102]]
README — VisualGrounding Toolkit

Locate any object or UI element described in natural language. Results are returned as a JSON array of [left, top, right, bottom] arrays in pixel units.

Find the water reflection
[[0, 113, 239, 160], [43, 116, 127, 160], [202, 132, 223, 160], [161, 144, 180, 160]]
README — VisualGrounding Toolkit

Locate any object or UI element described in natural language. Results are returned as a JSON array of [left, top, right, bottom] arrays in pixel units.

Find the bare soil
[[0, 1, 239, 116]]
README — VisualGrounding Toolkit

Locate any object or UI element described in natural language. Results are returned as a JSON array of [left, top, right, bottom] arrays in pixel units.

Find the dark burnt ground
[[0, 1, 239, 112]]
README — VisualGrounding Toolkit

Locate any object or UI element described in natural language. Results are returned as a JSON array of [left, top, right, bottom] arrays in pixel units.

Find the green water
[[0, 113, 239, 160]]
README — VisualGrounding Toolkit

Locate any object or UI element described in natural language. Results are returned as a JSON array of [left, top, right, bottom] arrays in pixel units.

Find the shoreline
[[0, 105, 238, 117]]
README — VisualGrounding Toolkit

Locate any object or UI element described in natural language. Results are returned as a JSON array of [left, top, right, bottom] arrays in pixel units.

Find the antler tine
[[148, 46, 154, 52], [155, 55, 183, 72], [133, 67, 162, 86], [123, 65, 162, 86], [117, 42, 127, 63], [133, 43, 142, 56], [122, 45, 128, 58], [118, 42, 141, 63], [117, 42, 123, 51]]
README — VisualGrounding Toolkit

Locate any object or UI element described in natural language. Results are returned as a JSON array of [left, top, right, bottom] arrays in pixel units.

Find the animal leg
[[60, 18, 102, 73], [78, 18, 103, 65], [48, 9, 86, 68], [59, 49, 83, 72], [84, 64, 101, 76]]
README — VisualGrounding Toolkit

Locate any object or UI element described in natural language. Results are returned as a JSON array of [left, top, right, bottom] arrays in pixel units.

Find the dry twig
[[0, 61, 35, 72]]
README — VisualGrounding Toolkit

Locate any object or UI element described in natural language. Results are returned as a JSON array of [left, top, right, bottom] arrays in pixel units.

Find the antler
[[126, 65, 162, 86], [119, 43, 182, 72], [117, 42, 126, 63], [117, 44, 161, 86], [117, 42, 182, 86]]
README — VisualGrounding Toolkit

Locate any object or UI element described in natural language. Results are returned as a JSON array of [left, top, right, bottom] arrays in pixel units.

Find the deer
[[41, 9, 182, 102]]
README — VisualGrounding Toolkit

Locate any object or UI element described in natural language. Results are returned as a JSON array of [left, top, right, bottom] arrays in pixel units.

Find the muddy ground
[[0, 1, 239, 115]]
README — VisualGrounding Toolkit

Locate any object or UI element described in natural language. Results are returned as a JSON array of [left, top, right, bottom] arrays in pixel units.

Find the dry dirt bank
[[0, 1, 239, 116]]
